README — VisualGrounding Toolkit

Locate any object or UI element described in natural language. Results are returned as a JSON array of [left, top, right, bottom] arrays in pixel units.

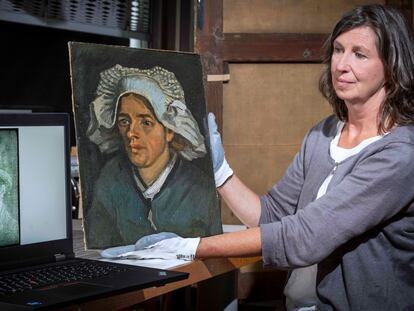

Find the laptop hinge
[[54, 253, 66, 262]]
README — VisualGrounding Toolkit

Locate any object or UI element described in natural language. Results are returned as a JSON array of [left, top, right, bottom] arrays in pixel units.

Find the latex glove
[[119, 236, 200, 261], [208, 112, 234, 187], [101, 232, 179, 259]]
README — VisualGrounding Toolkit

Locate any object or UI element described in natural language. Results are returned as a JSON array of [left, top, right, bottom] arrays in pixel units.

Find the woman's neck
[[138, 148, 171, 186], [340, 111, 380, 149], [340, 88, 385, 148], [338, 120, 379, 149]]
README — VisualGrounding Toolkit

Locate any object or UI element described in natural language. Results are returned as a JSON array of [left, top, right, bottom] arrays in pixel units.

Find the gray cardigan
[[259, 115, 414, 310]]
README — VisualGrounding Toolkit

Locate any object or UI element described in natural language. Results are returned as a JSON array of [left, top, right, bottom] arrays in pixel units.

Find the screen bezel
[[0, 113, 73, 271]]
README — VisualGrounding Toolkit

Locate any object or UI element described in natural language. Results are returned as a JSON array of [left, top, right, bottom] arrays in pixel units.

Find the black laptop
[[0, 113, 188, 310]]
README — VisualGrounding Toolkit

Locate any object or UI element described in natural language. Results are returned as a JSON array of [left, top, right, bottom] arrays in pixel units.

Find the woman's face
[[331, 26, 386, 106], [117, 94, 174, 168]]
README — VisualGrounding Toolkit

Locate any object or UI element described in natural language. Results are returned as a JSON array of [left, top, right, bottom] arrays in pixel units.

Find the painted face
[[331, 26, 386, 105], [117, 94, 174, 168]]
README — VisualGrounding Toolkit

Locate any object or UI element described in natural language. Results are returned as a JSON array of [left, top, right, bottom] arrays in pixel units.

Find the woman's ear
[[166, 128, 175, 143]]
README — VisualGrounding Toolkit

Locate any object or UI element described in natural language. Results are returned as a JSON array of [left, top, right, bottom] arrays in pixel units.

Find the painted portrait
[[69, 43, 222, 249], [0, 129, 19, 246]]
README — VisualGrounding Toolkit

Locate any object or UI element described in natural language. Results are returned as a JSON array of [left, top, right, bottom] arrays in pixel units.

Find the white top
[[284, 121, 383, 311]]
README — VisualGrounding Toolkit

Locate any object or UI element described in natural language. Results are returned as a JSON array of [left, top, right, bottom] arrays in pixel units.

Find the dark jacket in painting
[[85, 151, 222, 249]]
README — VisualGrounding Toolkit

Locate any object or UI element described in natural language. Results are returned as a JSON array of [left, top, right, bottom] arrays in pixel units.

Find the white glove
[[208, 112, 233, 187], [134, 232, 179, 250], [100, 232, 179, 259], [119, 237, 201, 261]]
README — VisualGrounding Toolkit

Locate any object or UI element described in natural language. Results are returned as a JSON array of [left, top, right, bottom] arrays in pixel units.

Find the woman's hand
[[122, 235, 200, 261], [208, 113, 261, 227], [100, 232, 200, 261], [208, 113, 234, 187]]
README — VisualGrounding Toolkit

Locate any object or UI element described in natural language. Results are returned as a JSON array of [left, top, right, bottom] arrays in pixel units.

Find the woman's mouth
[[129, 144, 145, 153], [335, 78, 355, 88]]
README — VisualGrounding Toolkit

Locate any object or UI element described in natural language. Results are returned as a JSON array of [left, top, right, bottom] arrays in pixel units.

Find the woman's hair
[[319, 4, 414, 133]]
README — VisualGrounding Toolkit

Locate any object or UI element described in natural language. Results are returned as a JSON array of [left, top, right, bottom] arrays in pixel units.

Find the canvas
[[0, 129, 19, 247], [69, 42, 222, 249]]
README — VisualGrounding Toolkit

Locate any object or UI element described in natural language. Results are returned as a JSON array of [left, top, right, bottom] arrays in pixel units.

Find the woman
[[133, 5, 414, 310], [84, 65, 222, 249]]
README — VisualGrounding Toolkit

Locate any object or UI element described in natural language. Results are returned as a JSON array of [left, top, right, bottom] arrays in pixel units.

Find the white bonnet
[[86, 64, 206, 160]]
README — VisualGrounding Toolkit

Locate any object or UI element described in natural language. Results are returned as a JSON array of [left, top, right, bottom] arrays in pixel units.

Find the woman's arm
[[208, 113, 261, 227], [218, 175, 261, 228], [196, 227, 262, 258]]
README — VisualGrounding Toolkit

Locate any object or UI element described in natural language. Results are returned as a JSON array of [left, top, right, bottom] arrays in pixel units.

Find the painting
[[69, 42, 222, 249], [0, 129, 19, 246]]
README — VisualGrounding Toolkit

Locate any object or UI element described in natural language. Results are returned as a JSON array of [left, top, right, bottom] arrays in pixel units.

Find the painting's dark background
[[69, 42, 214, 220]]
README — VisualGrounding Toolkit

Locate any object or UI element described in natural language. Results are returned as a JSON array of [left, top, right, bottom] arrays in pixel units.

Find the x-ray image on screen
[[0, 129, 19, 247]]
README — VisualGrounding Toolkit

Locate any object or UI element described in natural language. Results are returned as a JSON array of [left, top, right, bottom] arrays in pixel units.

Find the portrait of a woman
[[83, 64, 222, 249]]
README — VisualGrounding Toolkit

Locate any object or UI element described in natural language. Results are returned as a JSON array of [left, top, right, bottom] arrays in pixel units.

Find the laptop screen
[[0, 125, 67, 247], [0, 113, 72, 270]]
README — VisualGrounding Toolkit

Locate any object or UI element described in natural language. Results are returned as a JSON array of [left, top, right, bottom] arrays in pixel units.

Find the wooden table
[[68, 220, 261, 310], [59, 256, 261, 311]]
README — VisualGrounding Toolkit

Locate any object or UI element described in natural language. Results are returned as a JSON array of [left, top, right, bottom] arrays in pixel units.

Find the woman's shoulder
[[100, 152, 128, 168], [173, 157, 215, 186], [388, 125, 414, 145], [96, 152, 132, 181], [311, 114, 338, 134], [301, 114, 338, 147], [379, 125, 414, 160]]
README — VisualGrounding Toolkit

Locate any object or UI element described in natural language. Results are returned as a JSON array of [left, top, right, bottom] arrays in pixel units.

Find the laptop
[[0, 113, 188, 310]]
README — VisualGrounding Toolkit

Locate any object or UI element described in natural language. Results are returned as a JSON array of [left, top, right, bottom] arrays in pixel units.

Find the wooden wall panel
[[222, 63, 332, 224], [223, 64, 328, 145], [223, 0, 385, 33]]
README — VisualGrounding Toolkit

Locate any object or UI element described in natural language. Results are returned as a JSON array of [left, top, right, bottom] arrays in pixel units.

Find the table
[[68, 219, 261, 310], [59, 256, 261, 311]]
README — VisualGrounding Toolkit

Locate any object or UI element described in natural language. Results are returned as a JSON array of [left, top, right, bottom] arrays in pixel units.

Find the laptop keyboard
[[0, 260, 129, 296]]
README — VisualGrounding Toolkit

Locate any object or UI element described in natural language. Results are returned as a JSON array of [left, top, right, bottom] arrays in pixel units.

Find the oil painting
[[0, 129, 19, 246], [69, 42, 222, 249]]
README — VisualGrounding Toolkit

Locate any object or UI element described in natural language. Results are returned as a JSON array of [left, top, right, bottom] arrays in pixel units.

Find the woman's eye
[[355, 52, 366, 59], [333, 47, 342, 53], [141, 119, 154, 127], [117, 118, 130, 127]]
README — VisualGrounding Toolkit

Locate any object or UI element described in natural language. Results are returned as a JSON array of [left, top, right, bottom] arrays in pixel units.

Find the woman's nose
[[127, 121, 142, 138], [335, 53, 351, 72]]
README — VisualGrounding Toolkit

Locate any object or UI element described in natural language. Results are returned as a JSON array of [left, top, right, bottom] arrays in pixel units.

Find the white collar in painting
[[132, 151, 178, 200]]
